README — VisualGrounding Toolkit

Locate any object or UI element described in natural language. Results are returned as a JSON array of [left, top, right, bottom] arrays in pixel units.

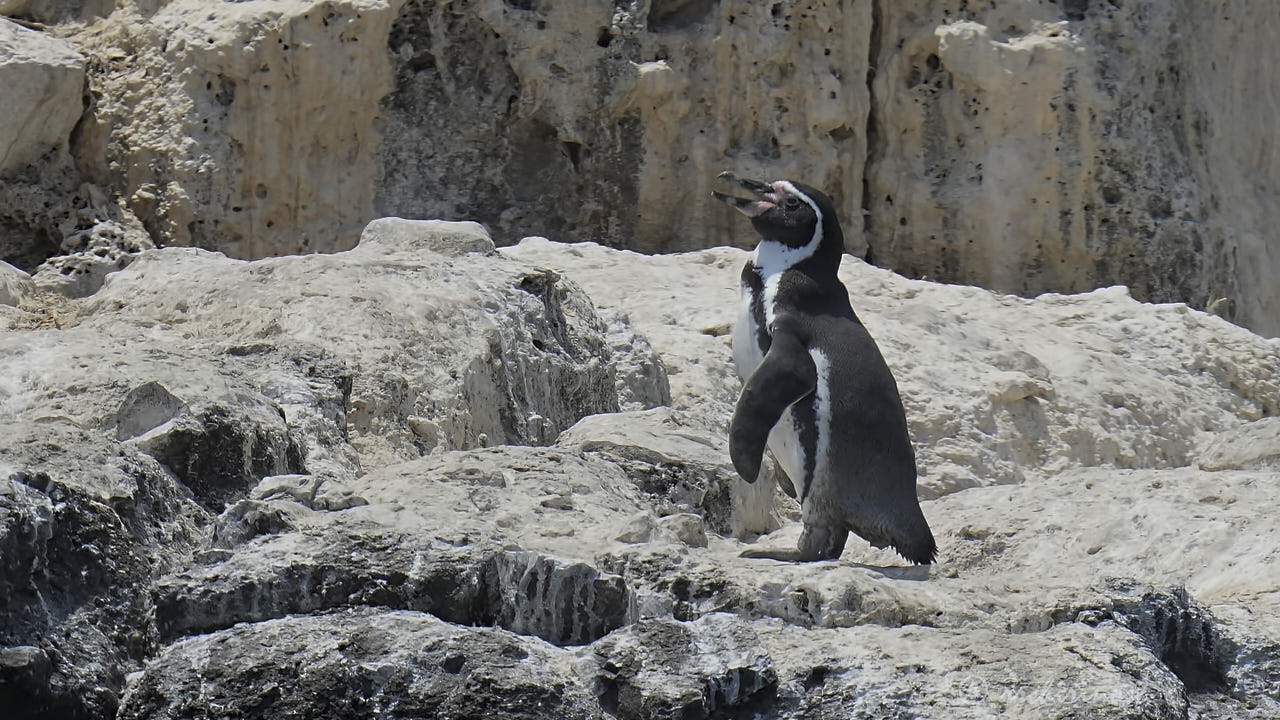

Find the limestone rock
[[69, 0, 399, 258], [558, 407, 784, 538], [0, 20, 84, 175], [31, 212, 154, 298], [0, 260, 35, 306], [866, 2, 1280, 337], [117, 609, 606, 720], [62, 219, 631, 466], [1198, 417, 1280, 472], [587, 613, 776, 719], [506, 239, 1280, 497], [0, 421, 209, 720], [5, 226, 1280, 718], [30, 1, 1279, 338]]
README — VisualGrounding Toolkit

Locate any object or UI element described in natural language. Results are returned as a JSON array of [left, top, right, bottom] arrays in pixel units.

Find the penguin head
[[713, 172, 843, 256]]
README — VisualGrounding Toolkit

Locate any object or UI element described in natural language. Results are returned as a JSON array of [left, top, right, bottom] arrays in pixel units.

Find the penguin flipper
[[730, 326, 816, 483]]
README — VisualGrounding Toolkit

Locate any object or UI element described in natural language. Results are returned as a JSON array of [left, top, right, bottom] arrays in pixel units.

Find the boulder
[[0, 19, 84, 175], [0, 260, 35, 306]]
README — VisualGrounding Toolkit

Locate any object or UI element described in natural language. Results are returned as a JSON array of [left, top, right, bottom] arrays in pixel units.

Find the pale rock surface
[[30, 209, 154, 298], [2, 224, 1278, 718], [0, 260, 34, 306], [866, 1, 1280, 336], [11, 0, 1271, 339], [0, 19, 84, 175], [502, 238, 1280, 497]]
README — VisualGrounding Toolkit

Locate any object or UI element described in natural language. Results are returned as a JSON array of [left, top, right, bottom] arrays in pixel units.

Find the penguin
[[713, 172, 936, 564]]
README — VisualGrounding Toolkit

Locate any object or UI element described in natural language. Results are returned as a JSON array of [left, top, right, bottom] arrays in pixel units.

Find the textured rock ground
[[3, 223, 1278, 718], [3, 1, 1278, 335]]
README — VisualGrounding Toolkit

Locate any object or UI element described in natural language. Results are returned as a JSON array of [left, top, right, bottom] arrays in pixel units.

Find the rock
[[0, 19, 84, 175], [1, 0, 112, 24], [588, 613, 776, 719], [0, 260, 35, 306], [507, 240, 1280, 498], [5, 227, 1280, 719], [761, 621, 1188, 719], [113, 380, 187, 440], [23, 1, 1278, 337], [357, 217, 496, 257], [128, 400, 305, 513], [598, 306, 672, 412], [57, 218, 639, 466], [1198, 417, 1280, 471], [0, 420, 208, 720], [491, 550, 635, 646], [211, 498, 311, 549], [117, 609, 606, 720], [657, 513, 708, 548], [249, 473, 367, 511], [0, 20, 100, 275], [558, 407, 784, 538], [32, 213, 155, 298], [69, 0, 400, 258], [865, 2, 1280, 337]]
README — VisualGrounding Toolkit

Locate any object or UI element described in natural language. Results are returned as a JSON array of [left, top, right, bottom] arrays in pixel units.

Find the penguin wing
[[729, 323, 816, 483]]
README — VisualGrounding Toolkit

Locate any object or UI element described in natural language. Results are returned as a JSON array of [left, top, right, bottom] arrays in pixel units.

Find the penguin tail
[[851, 514, 937, 565], [895, 531, 938, 566]]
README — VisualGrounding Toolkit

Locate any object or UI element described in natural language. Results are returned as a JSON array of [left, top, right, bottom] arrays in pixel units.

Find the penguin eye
[[784, 197, 802, 210]]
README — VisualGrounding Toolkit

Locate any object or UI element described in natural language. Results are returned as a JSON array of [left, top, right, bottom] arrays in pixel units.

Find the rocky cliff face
[[2, 0, 1279, 336], [3, 219, 1279, 719]]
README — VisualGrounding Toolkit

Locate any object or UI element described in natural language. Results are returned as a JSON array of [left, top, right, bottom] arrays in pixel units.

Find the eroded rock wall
[[3, 0, 1277, 333], [865, 0, 1280, 335]]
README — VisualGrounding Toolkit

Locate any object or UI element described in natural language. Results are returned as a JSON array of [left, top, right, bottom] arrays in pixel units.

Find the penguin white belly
[[766, 409, 808, 500], [732, 283, 764, 379]]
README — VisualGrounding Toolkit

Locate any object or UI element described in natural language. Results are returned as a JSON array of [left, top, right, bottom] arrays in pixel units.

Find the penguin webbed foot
[[739, 547, 823, 562]]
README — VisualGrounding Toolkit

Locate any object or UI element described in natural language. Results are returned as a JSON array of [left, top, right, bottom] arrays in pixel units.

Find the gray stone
[[0, 420, 208, 720], [588, 613, 776, 720], [0, 260, 34, 306], [1199, 417, 1280, 471], [114, 380, 186, 440], [117, 609, 606, 720], [0, 19, 83, 174], [356, 217, 496, 257]]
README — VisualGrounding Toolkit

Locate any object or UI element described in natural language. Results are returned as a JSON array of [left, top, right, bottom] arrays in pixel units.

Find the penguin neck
[[751, 226, 841, 281]]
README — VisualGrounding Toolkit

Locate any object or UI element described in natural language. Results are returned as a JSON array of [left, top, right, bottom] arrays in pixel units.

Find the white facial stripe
[[753, 180, 824, 327], [809, 348, 832, 483]]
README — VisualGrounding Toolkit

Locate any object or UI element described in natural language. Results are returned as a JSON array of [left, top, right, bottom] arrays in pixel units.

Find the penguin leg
[[730, 324, 816, 483]]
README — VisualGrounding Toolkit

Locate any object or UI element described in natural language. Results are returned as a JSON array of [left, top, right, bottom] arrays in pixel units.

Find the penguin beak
[[713, 171, 779, 217]]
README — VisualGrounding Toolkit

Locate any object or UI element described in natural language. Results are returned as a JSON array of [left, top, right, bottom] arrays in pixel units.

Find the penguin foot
[[739, 547, 825, 562]]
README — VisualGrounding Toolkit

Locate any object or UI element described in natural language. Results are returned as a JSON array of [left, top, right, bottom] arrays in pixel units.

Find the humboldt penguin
[[713, 171, 936, 564]]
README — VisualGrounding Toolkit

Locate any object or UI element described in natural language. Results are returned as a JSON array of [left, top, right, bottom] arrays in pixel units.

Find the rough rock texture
[[117, 608, 607, 720], [0, 221, 660, 718], [0, 19, 84, 176], [504, 239, 1280, 497], [865, 0, 1280, 337], [0, 226, 1264, 712], [3, 223, 1279, 718], [0, 261, 35, 306], [48, 0, 867, 259], [8, 0, 1274, 336], [0, 421, 209, 720]]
